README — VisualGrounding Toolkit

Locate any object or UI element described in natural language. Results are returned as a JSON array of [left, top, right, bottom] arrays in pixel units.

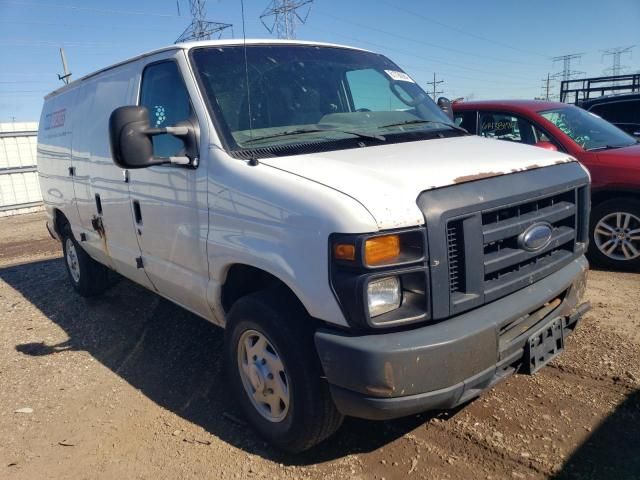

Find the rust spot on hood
[[525, 164, 541, 170], [454, 171, 504, 184]]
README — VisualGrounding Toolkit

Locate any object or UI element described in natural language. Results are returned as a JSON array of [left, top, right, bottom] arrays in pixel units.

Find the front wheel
[[588, 199, 640, 271], [224, 290, 343, 452]]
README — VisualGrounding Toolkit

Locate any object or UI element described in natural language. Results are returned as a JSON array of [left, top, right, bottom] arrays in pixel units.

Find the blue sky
[[1, 0, 639, 121]]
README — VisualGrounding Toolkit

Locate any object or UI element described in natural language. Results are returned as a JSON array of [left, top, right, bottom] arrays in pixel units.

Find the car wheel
[[588, 199, 640, 271], [61, 224, 111, 296], [224, 289, 343, 452]]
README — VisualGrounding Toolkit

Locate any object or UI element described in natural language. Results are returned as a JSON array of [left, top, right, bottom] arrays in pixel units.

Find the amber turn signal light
[[334, 243, 356, 261], [365, 234, 400, 266]]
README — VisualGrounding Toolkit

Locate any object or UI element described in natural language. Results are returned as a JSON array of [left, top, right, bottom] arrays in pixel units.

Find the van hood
[[260, 135, 575, 230]]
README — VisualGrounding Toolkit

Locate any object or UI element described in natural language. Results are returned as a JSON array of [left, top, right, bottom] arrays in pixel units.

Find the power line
[[175, 0, 233, 42], [303, 24, 537, 82], [315, 10, 532, 66], [260, 0, 313, 39], [551, 53, 585, 82], [602, 45, 635, 76], [0, 0, 183, 18], [381, 1, 547, 59]]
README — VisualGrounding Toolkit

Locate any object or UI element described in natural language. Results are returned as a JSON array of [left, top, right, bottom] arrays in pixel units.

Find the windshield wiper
[[378, 119, 468, 134], [586, 144, 631, 151], [242, 127, 385, 144]]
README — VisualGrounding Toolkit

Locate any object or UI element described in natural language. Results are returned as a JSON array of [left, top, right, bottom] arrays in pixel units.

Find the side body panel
[[37, 88, 81, 231], [205, 147, 379, 327]]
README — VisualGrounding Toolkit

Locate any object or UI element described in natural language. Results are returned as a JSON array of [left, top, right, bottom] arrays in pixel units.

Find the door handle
[[132, 200, 142, 225]]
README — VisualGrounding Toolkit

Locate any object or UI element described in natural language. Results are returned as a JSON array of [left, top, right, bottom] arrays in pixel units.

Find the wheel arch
[[220, 263, 312, 319], [591, 188, 640, 208], [52, 208, 70, 237]]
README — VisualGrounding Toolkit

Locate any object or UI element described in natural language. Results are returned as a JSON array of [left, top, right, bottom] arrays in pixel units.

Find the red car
[[452, 100, 640, 270]]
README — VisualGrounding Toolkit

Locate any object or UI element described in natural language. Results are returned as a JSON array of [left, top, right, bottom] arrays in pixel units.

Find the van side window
[[140, 61, 191, 158]]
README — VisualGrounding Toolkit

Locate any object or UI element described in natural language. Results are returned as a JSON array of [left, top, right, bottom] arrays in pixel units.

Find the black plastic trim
[[328, 228, 429, 331], [416, 162, 590, 320]]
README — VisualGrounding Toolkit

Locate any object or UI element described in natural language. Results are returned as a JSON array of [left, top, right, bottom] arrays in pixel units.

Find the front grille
[[480, 190, 577, 302], [416, 162, 590, 320], [444, 187, 585, 311]]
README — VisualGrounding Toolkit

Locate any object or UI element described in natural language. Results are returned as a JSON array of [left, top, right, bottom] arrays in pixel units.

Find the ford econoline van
[[38, 40, 591, 452]]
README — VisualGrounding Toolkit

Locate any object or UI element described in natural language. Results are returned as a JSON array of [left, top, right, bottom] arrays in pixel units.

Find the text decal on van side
[[384, 70, 415, 83], [44, 109, 66, 130]]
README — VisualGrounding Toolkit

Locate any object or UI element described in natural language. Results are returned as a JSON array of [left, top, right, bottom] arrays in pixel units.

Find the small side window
[[479, 112, 536, 144], [140, 61, 192, 158], [454, 111, 477, 134]]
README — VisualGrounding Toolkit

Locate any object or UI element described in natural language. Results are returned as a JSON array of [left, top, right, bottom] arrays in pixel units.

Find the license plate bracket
[[524, 317, 564, 374]]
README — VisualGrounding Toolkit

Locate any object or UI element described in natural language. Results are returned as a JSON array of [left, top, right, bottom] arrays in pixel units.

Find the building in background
[[0, 122, 42, 217]]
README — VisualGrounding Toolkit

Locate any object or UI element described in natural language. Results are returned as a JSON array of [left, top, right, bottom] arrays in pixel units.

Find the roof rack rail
[[560, 73, 640, 104]]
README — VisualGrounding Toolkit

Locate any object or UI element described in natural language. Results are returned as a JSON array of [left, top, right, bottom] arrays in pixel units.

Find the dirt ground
[[1, 212, 639, 480]]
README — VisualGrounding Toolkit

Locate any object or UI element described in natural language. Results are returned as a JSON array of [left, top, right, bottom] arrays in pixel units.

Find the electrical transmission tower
[[602, 45, 635, 76], [551, 53, 585, 82], [260, 0, 313, 39], [176, 0, 232, 43], [425, 73, 444, 100]]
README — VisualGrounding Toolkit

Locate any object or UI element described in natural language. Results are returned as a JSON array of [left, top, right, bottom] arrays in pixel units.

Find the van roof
[[45, 39, 369, 100]]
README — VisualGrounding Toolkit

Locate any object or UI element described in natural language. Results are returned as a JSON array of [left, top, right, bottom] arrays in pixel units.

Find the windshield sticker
[[384, 70, 415, 83]]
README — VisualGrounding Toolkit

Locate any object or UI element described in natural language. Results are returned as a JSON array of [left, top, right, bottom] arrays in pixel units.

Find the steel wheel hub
[[594, 212, 640, 261], [65, 238, 81, 283], [237, 329, 290, 423]]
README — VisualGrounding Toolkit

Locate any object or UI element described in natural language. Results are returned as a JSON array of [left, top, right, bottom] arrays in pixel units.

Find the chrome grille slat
[[483, 225, 575, 275], [483, 201, 576, 243]]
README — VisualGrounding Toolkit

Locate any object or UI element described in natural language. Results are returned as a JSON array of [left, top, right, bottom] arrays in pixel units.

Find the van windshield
[[190, 44, 461, 157], [540, 106, 637, 151]]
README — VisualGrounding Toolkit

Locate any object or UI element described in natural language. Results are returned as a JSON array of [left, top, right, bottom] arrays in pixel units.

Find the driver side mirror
[[109, 105, 198, 169], [534, 141, 558, 152]]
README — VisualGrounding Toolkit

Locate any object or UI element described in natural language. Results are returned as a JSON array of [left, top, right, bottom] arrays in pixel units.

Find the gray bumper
[[315, 256, 589, 420]]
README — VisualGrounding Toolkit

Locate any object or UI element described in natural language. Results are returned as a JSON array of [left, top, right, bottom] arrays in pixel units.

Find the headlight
[[367, 276, 401, 317]]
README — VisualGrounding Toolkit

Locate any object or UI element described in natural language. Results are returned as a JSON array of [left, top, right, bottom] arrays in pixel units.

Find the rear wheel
[[589, 199, 640, 271], [224, 290, 343, 452], [61, 224, 111, 296]]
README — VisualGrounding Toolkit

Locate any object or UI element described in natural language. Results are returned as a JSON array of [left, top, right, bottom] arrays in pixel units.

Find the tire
[[588, 198, 640, 271], [224, 289, 343, 452], [61, 224, 111, 296]]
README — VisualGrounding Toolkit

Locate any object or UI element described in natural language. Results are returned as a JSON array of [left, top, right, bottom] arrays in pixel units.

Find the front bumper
[[315, 256, 589, 420]]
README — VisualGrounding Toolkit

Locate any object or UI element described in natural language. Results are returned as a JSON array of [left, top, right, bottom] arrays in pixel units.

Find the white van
[[38, 40, 591, 452]]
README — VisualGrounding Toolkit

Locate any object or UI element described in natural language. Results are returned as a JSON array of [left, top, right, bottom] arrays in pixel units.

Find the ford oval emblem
[[518, 222, 553, 252]]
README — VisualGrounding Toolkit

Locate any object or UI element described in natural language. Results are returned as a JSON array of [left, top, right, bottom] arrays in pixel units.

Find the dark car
[[453, 99, 640, 270], [579, 93, 640, 138]]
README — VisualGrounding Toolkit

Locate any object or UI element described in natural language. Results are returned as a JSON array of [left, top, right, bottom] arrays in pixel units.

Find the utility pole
[[602, 45, 635, 76], [540, 73, 554, 100], [57, 48, 72, 85], [425, 72, 444, 100], [551, 53, 585, 82], [175, 0, 232, 43], [260, 0, 313, 39]]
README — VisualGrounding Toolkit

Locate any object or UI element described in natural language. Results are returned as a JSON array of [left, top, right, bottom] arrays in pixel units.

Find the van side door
[[126, 51, 211, 319], [70, 67, 155, 290]]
